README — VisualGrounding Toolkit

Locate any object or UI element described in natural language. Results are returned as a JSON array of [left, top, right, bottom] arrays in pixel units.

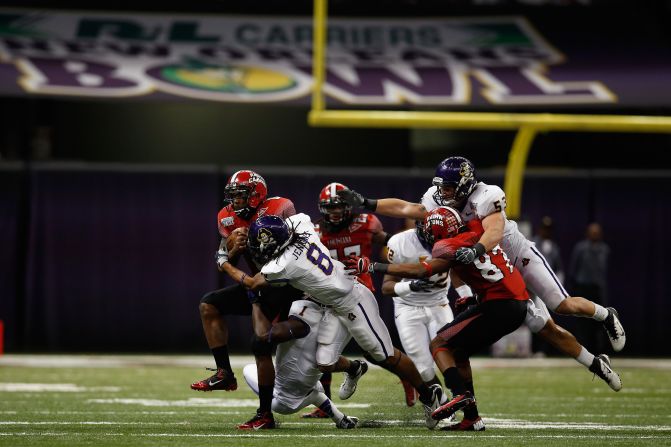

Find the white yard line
[[1, 354, 670, 369], [0, 432, 666, 439], [0, 419, 669, 432]]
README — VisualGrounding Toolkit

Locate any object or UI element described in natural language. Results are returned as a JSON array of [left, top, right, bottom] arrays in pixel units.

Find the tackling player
[[336, 158, 623, 392], [346, 207, 529, 431], [236, 213, 448, 429], [242, 299, 359, 429]]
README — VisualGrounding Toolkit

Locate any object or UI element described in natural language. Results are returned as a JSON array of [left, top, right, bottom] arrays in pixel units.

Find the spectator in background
[[532, 216, 565, 285], [529, 216, 564, 356], [569, 223, 611, 352]]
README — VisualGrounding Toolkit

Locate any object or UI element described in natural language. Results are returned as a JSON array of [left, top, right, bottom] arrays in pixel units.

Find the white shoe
[[589, 354, 622, 392], [422, 384, 445, 430], [603, 307, 626, 352], [339, 361, 368, 400], [336, 415, 359, 429]]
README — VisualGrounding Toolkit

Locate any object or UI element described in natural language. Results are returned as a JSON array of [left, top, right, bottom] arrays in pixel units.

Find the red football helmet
[[225, 170, 268, 217], [424, 206, 464, 245], [318, 182, 352, 230]]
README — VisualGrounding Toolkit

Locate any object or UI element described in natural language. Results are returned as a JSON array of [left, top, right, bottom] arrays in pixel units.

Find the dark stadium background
[[1, 0, 670, 356]]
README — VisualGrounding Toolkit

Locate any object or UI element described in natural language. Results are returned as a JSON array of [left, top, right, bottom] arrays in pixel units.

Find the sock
[[592, 305, 609, 322], [258, 385, 274, 414], [345, 360, 361, 376], [464, 380, 475, 398], [212, 345, 232, 372], [417, 383, 433, 405], [320, 372, 333, 399], [306, 390, 344, 423], [442, 367, 467, 396], [462, 380, 479, 419], [576, 347, 595, 368], [319, 397, 344, 423]]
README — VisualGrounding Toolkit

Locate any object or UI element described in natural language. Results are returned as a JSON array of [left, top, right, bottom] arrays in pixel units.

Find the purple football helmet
[[432, 156, 477, 207], [247, 215, 293, 264]]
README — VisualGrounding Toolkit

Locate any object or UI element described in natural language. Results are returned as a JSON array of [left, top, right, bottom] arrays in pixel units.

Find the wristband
[[239, 273, 247, 286], [474, 243, 486, 257], [216, 249, 229, 267], [393, 281, 413, 298], [455, 284, 473, 298], [420, 260, 433, 277], [372, 262, 389, 273], [363, 198, 378, 211]]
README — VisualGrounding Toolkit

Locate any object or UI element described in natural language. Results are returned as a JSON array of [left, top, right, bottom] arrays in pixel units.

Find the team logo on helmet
[[460, 162, 473, 178], [257, 227, 274, 245]]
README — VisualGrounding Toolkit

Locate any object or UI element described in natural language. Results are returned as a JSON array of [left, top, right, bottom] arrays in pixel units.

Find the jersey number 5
[[307, 243, 334, 275]]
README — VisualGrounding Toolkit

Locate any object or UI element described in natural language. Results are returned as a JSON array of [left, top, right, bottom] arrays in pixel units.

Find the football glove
[[409, 279, 434, 293], [336, 188, 378, 211], [455, 243, 486, 264], [345, 254, 373, 274]]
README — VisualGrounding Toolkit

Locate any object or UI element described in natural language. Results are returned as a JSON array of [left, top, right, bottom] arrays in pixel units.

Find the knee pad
[[251, 336, 273, 357]]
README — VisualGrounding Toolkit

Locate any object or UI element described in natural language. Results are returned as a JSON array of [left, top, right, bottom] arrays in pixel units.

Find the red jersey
[[316, 213, 383, 291], [217, 196, 296, 239], [432, 231, 528, 302]]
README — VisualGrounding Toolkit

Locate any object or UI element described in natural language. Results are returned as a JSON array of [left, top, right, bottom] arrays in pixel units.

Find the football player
[[383, 220, 461, 397], [191, 170, 307, 430], [306, 183, 417, 415], [242, 299, 359, 429], [336, 158, 624, 392], [346, 207, 529, 431], [235, 213, 448, 429]]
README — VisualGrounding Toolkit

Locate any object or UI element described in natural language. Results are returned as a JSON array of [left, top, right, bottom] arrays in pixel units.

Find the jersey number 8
[[307, 243, 334, 275]]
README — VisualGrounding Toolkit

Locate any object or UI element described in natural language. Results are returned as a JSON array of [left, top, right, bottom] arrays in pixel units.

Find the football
[[227, 227, 248, 252]]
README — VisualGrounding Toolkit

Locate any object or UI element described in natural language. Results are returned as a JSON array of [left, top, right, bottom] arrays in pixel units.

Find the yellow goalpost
[[308, 0, 671, 218]]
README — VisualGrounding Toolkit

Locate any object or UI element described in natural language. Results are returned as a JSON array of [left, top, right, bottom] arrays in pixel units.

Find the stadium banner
[[0, 9, 668, 106]]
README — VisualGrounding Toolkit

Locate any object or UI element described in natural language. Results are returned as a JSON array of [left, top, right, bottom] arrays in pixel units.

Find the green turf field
[[1, 355, 669, 447]]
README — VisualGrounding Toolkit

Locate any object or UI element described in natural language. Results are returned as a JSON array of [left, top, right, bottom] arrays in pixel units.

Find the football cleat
[[589, 354, 622, 392], [441, 416, 485, 431], [603, 307, 626, 352], [237, 410, 276, 430], [339, 360, 368, 400], [422, 384, 445, 430], [431, 391, 476, 421], [301, 407, 329, 419], [336, 415, 359, 429], [401, 379, 418, 407], [190, 367, 237, 392]]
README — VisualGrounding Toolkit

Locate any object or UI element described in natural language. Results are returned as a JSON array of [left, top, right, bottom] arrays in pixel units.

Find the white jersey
[[272, 300, 326, 409], [261, 213, 359, 312], [386, 229, 450, 307], [421, 183, 531, 264]]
